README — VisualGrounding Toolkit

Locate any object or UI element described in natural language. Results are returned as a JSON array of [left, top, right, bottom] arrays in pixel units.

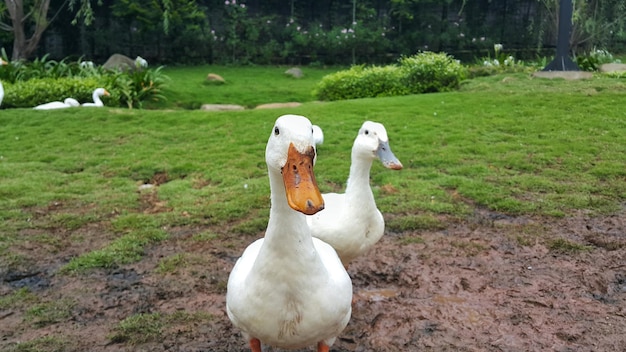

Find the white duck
[[0, 58, 7, 107], [307, 121, 403, 267], [33, 98, 80, 110], [312, 124, 324, 145], [226, 114, 352, 352], [81, 88, 110, 107]]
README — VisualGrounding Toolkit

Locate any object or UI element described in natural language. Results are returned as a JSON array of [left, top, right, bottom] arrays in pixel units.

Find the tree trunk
[[5, 0, 52, 60]]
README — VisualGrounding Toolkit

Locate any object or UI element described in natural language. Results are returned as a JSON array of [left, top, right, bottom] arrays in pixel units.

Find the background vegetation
[[1, 0, 625, 65]]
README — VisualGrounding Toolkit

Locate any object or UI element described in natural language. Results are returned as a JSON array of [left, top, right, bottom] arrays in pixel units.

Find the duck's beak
[[282, 143, 324, 215], [377, 141, 403, 170], [103, 90, 111, 96]]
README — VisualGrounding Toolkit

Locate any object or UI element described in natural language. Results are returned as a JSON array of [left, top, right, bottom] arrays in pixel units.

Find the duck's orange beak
[[103, 90, 111, 96], [282, 143, 324, 215]]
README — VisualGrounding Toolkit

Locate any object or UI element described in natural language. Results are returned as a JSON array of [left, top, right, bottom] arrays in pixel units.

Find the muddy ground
[[1, 204, 625, 352]]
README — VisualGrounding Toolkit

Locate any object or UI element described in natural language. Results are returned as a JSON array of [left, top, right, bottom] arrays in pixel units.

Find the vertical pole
[[543, 0, 579, 71], [352, 0, 356, 65]]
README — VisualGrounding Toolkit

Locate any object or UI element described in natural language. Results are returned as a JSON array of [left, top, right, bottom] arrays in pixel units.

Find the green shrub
[[314, 51, 466, 101], [2, 77, 101, 108], [0, 54, 168, 109], [1, 66, 168, 109], [314, 65, 407, 101], [399, 51, 467, 94]]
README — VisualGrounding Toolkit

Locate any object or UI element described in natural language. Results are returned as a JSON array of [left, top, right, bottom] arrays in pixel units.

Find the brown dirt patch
[[1, 206, 625, 351]]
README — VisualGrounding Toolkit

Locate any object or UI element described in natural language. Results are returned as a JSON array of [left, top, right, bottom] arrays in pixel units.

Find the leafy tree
[[0, 0, 78, 60], [110, 0, 209, 63], [0, 0, 178, 61]]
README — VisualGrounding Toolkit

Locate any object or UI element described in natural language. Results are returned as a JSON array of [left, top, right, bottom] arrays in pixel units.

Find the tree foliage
[[1, 0, 625, 64]]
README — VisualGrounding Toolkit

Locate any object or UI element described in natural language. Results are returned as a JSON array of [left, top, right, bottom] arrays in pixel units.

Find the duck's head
[[266, 114, 325, 215], [354, 121, 403, 170], [95, 88, 111, 97]]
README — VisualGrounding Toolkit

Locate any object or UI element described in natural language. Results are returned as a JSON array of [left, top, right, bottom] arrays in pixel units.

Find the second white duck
[[34, 98, 80, 110], [307, 121, 403, 267], [82, 88, 110, 107], [226, 114, 352, 352]]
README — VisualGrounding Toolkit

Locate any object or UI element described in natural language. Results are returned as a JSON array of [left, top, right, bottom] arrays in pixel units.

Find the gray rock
[[284, 67, 304, 78], [254, 102, 302, 109], [599, 63, 626, 73], [206, 73, 226, 83], [532, 71, 593, 80], [200, 104, 245, 111], [103, 54, 145, 72]]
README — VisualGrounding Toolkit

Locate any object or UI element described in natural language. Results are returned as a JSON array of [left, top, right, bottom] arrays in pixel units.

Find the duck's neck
[[263, 168, 318, 261], [92, 93, 102, 106], [345, 152, 375, 204]]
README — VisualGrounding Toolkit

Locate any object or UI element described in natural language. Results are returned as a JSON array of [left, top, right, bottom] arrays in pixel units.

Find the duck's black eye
[[274, 127, 280, 135], [364, 129, 369, 135]]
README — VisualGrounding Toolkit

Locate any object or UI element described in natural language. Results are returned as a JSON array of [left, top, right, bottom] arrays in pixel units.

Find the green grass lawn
[[1, 69, 625, 271], [146, 65, 344, 109]]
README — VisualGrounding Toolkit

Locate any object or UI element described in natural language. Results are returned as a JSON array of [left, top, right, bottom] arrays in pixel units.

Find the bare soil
[[1, 202, 625, 352]]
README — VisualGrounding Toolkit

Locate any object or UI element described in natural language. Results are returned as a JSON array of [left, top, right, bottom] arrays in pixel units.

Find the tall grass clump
[[576, 48, 619, 71], [104, 66, 169, 108], [466, 43, 532, 78], [314, 51, 466, 101]]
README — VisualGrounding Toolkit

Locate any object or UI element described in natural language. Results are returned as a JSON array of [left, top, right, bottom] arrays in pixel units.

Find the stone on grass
[[103, 54, 145, 72], [206, 73, 226, 83], [255, 102, 302, 109], [532, 71, 593, 80], [599, 63, 626, 73], [284, 67, 304, 78], [200, 104, 245, 111]]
